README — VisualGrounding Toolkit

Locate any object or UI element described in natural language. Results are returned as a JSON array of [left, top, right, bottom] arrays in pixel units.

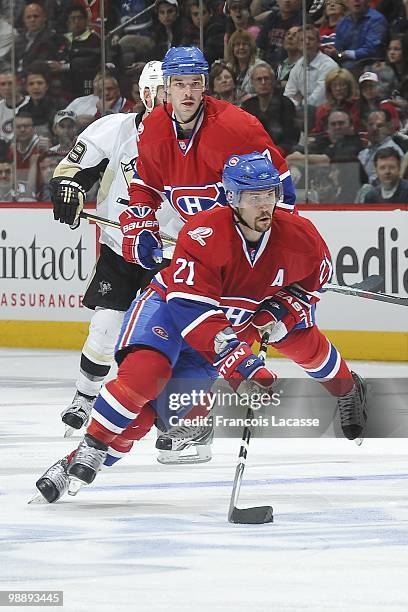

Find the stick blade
[[228, 505, 274, 524], [351, 275, 383, 292]]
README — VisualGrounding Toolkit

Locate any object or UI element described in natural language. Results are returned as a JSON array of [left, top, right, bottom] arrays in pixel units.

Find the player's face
[[237, 189, 277, 232], [168, 75, 204, 123]]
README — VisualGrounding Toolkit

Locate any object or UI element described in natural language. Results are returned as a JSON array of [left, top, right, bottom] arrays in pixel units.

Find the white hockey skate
[[156, 422, 214, 464], [61, 391, 95, 437], [67, 435, 108, 484], [29, 457, 70, 504], [337, 371, 368, 445]]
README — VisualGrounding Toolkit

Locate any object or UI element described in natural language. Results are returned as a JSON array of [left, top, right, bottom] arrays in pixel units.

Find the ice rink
[[1, 348, 408, 612]]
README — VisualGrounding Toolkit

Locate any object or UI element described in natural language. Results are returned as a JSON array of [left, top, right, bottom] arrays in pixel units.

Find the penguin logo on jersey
[[165, 183, 227, 218], [98, 281, 112, 296], [187, 227, 213, 246]]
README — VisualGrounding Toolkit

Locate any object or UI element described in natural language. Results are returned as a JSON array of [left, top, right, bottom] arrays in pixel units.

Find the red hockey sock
[[87, 349, 171, 445], [275, 327, 354, 397]]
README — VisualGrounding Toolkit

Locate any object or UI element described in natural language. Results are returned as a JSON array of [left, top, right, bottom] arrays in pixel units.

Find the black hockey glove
[[50, 177, 86, 228]]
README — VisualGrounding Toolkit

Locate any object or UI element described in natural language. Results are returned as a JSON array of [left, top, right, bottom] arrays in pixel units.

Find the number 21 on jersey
[[173, 258, 195, 286]]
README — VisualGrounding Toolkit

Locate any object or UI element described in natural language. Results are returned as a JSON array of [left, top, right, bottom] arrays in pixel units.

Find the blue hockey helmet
[[162, 46, 209, 83], [223, 152, 283, 207]]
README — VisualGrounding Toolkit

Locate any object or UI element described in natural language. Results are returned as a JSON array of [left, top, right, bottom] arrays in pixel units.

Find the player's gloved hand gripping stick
[[119, 206, 163, 269]]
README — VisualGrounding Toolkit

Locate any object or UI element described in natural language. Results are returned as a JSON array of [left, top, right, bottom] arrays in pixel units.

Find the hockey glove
[[50, 177, 86, 228], [214, 339, 276, 394], [253, 286, 316, 343], [119, 205, 163, 269]]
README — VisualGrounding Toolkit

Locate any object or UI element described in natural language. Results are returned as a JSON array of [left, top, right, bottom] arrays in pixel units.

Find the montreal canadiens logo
[[152, 326, 169, 340], [165, 183, 226, 218], [187, 226, 213, 246], [228, 156, 239, 166]]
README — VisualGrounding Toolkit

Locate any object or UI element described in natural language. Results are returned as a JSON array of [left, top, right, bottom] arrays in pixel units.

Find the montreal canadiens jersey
[[130, 97, 296, 225], [154, 207, 332, 359], [54, 113, 143, 256]]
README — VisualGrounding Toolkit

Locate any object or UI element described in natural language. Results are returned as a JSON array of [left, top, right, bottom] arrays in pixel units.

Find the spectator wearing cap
[[322, 0, 388, 70], [151, 0, 183, 59], [284, 25, 338, 112], [181, 0, 225, 67], [22, 64, 66, 138], [362, 147, 408, 203], [358, 109, 404, 184], [358, 71, 400, 131], [256, 0, 302, 69], [276, 26, 301, 89], [50, 110, 77, 155], [13, 3, 69, 74], [209, 62, 238, 104], [242, 61, 299, 154], [225, 28, 263, 103], [0, 71, 30, 142], [224, 0, 260, 50]]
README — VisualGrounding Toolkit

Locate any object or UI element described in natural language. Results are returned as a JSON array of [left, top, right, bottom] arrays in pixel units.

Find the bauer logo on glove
[[119, 205, 163, 269]]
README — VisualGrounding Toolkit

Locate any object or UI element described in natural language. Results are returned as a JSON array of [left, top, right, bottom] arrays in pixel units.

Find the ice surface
[[1, 349, 408, 612]]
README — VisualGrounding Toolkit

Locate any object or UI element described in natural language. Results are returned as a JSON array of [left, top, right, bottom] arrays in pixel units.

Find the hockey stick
[[81, 212, 407, 306], [228, 331, 274, 525], [79, 211, 177, 247], [325, 275, 408, 306]]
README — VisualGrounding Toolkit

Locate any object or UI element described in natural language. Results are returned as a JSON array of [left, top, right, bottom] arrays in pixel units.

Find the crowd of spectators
[[1, 0, 408, 203]]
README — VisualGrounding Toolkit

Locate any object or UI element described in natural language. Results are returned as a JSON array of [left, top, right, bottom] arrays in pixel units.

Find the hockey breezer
[[228, 332, 274, 525]]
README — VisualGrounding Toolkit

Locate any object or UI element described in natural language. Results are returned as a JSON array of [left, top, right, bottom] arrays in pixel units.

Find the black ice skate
[[337, 371, 368, 444], [156, 421, 214, 464], [61, 391, 95, 437], [67, 434, 108, 485], [30, 458, 70, 504]]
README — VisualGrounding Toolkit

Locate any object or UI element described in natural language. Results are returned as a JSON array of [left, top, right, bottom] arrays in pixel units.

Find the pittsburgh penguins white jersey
[[54, 112, 178, 256]]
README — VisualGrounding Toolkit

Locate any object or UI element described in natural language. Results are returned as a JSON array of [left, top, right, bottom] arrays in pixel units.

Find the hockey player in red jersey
[[34, 152, 367, 504], [119, 45, 296, 460], [119, 45, 296, 272]]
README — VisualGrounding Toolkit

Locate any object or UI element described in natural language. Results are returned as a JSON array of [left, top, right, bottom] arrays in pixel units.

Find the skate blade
[[68, 476, 84, 496], [28, 492, 47, 504], [355, 436, 364, 447], [64, 425, 75, 438], [157, 448, 212, 465]]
